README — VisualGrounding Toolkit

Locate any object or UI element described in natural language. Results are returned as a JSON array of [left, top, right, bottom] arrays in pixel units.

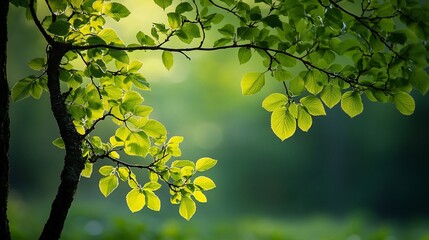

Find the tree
[[2, 0, 429, 238]]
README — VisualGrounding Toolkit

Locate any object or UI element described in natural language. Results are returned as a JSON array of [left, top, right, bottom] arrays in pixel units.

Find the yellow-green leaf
[[194, 176, 216, 191], [99, 165, 115, 176], [124, 131, 150, 157], [271, 109, 296, 141], [300, 95, 326, 116], [179, 196, 196, 220], [143, 181, 162, 191], [241, 72, 265, 95], [52, 137, 65, 149], [393, 91, 415, 115], [162, 51, 174, 70], [193, 191, 207, 203], [297, 106, 312, 132], [81, 162, 93, 178], [196, 157, 218, 172], [144, 190, 161, 211], [99, 175, 119, 197], [126, 188, 146, 213], [341, 91, 364, 118], [320, 84, 341, 109], [262, 93, 288, 112]]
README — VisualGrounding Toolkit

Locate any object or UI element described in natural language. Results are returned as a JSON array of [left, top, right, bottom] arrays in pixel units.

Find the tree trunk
[[39, 43, 85, 240], [0, 0, 11, 239]]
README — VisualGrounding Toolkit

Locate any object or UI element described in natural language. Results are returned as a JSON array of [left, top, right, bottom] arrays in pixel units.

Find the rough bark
[[0, 0, 11, 239], [39, 43, 85, 240]]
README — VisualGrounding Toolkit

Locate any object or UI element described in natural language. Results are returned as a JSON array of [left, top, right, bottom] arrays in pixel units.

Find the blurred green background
[[6, 2, 429, 239]]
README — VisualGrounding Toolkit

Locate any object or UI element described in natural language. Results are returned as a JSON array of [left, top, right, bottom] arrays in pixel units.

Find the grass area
[[7, 196, 429, 240]]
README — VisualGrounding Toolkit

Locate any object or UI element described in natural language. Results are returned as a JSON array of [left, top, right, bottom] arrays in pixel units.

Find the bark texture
[[0, 0, 11, 239], [39, 43, 85, 240]]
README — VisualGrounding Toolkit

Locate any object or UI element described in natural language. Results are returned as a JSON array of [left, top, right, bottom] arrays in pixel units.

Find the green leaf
[[241, 72, 265, 95], [122, 90, 144, 111], [28, 58, 45, 71], [154, 0, 173, 9], [11, 78, 32, 102], [124, 131, 150, 157], [218, 24, 235, 36], [196, 157, 218, 172], [341, 91, 364, 118], [115, 127, 131, 141], [304, 72, 323, 95], [117, 167, 130, 181], [109, 50, 129, 64], [393, 91, 415, 115], [170, 159, 186, 168], [81, 162, 93, 178], [127, 61, 143, 72], [143, 119, 167, 139], [144, 190, 161, 211], [99, 165, 115, 176], [410, 68, 429, 94], [320, 84, 342, 108], [162, 51, 174, 70], [136, 31, 155, 46], [194, 176, 216, 190], [182, 23, 201, 38], [176, 2, 193, 14], [179, 196, 196, 221], [262, 93, 288, 112], [261, 15, 283, 29], [99, 175, 119, 197], [126, 189, 146, 213], [213, 37, 232, 47], [98, 28, 123, 45], [297, 107, 312, 132], [47, 20, 70, 36], [103, 2, 130, 21], [300, 95, 326, 116], [290, 77, 305, 95], [238, 47, 252, 64], [52, 137, 65, 149], [143, 181, 162, 191], [271, 109, 296, 141], [193, 191, 207, 203], [167, 12, 181, 29]]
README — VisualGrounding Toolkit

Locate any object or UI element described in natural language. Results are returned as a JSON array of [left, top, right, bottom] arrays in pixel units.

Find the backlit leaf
[[126, 189, 146, 212], [99, 165, 115, 176], [179, 196, 196, 220], [320, 84, 342, 108], [193, 191, 207, 203], [341, 91, 364, 118], [271, 109, 296, 141], [124, 131, 150, 157], [196, 157, 218, 172], [162, 51, 174, 70], [52, 137, 65, 149], [262, 93, 288, 112], [393, 91, 415, 115], [81, 162, 93, 178], [238, 47, 252, 64], [297, 106, 312, 132], [154, 0, 173, 9], [103, 2, 130, 21], [99, 175, 119, 197], [145, 190, 161, 211], [194, 176, 216, 190], [300, 95, 326, 116], [241, 72, 265, 95]]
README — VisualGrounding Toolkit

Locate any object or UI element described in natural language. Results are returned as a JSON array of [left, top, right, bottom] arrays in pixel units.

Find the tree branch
[[29, 0, 55, 44]]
